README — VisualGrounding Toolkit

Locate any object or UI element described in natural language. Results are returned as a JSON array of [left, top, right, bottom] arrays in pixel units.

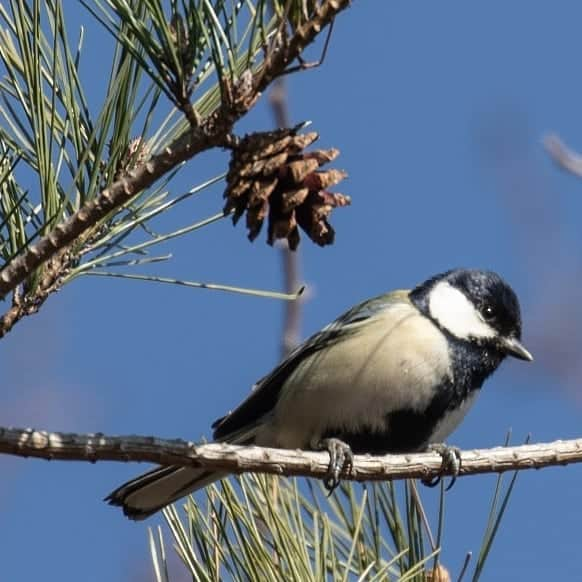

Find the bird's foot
[[317, 438, 354, 494], [422, 443, 461, 491]]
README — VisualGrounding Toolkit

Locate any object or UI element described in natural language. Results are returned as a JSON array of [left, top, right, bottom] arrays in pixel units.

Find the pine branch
[[1, 425, 579, 483], [0, 0, 351, 304]]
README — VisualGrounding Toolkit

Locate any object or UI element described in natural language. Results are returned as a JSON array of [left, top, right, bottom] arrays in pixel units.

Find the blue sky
[[3, 2, 582, 580]]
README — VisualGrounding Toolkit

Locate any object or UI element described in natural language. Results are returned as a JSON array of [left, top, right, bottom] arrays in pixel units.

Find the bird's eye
[[482, 304, 496, 320]]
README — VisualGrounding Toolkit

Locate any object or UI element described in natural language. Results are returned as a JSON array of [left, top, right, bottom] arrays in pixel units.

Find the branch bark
[[0, 0, 351, 305], [1, 426, 580, 483], [270, 78, 303, 358]]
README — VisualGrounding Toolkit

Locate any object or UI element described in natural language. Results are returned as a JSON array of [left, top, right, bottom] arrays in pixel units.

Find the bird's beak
[[501, 337, 534, 361]]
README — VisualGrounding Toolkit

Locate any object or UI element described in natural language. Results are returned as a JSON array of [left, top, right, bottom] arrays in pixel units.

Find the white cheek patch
[[428, 281, 496, 340]]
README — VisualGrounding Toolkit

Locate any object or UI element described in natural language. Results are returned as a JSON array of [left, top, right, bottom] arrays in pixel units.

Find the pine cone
[[224, 124, 350, 250]]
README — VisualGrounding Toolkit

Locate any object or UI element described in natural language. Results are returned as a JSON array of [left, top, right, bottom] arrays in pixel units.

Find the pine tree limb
[[0, 0, 351, 303], [1, 425, 579, 483]]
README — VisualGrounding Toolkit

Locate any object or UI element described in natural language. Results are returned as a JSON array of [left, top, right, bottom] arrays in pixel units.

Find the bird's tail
[[105, 466, 227, 521]]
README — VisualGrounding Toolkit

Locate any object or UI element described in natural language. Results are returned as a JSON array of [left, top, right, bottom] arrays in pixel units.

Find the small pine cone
[[224, 124, 350, 250]]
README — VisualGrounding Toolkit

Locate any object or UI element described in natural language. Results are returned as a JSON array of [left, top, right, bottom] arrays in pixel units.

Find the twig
[[269, 77, 303, 357], [269, 62, 300, 513], [253, 1, 348, 92], [1, 426, 581, 483], [544, 133, 582, 177]]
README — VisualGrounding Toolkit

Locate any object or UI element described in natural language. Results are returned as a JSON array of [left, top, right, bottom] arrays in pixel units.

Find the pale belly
[[427, 390, 480, 444]]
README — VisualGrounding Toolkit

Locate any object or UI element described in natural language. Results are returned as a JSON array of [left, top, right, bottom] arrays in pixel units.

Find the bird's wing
[[212, 290, 410, 441]]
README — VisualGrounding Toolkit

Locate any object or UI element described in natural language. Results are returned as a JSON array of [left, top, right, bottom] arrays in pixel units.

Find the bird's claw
[[422, 443, 461, 491], [318, 438, 353, 494]]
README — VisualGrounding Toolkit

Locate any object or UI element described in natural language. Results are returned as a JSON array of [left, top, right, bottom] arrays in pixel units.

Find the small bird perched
[[107, 268, 533, 520]]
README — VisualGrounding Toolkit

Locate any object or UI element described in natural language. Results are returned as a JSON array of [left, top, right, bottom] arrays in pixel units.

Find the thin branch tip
[[544, 132, 582, 177]]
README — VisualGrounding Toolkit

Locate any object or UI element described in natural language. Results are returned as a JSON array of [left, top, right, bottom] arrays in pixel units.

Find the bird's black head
[[410, 268, 533, 362]]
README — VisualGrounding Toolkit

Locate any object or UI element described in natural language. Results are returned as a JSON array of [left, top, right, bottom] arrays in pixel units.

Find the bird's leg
[[316, 438, 354, 494], [422, 443, 462, 491]]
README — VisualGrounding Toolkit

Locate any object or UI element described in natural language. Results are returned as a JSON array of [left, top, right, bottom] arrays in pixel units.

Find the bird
[[106, 268, 533, 520]]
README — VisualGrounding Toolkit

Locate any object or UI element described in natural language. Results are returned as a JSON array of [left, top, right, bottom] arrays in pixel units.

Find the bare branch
[[269, 78, 303, 357], [0, 0, 351, 305], [1, 426, 580, 483], [544, 133, 582, 177]]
